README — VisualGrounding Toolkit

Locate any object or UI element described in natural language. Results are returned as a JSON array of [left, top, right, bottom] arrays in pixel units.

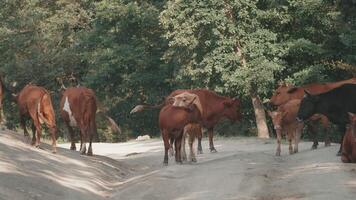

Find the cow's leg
[[309, 122, 318, 149], [169, 137, 174, 157], [275, 130, 282, 156], [189, 132, 197, 162], [208, 128, 217, 153], [162, 130, 170, 165], [181, 132, 187, 162], [66, 123, 76, 151], [79, 127, 87, 155], [287, 132, 293, 155], [49, 126, 57, 154], [321, 118, 331, 147], [337, 126, 346, 156], [31, 122, 36, 145], [20, 115, 29, 137], [87, 132, 93, 156], [175, 132, 183, 164], [197, 129, 203, 154]]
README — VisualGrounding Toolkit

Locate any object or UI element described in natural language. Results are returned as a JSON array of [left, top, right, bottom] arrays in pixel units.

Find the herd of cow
[[0, 76, 356, 166]]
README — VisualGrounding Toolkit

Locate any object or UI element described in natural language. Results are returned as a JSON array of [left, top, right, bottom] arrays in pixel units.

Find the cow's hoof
[[163, 162, 168, 166], [52, 150, 57, 154], [294, 149, 298, 154], [87, 151, 93, 156], [191, 158, 197, 163], [80, 151, 86, 155], [336, 151, 342, 156], [70, 146, 76, 151], [176, 161, 183, 165], [210, 148, 217, 153], [311, 145, 318, 150], [275, 152, 281, 156], [197, 150, 203, 154], [182, 156, 187, 162]]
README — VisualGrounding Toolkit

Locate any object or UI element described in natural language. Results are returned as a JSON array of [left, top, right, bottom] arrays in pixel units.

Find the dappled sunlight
[[0, 161, 28, 176]]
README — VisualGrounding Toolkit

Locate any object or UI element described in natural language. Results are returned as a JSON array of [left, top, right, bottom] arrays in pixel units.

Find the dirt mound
[[0, 129, 133, 200]]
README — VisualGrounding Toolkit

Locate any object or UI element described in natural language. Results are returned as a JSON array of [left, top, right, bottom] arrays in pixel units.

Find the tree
[[160, 0, 286, 138]]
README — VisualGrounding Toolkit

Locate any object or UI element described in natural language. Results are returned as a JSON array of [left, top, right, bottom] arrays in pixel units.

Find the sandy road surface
[[1, 129, 356, 200]]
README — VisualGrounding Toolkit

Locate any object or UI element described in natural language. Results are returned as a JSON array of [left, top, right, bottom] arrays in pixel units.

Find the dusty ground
[[1, 129, 356, 200]]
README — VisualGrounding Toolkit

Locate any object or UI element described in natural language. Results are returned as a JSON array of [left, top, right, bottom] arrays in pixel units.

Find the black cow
[[297, 83, 356, 155]]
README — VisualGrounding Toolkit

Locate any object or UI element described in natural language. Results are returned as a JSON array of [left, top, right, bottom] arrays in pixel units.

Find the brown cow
[[131, 89, 241, 153], [181, 123, 202, 162], [16, 84, 57, 153], [159, 104, 202, 165], [341, 113, 356, 163], [268, 99, 304, 156], [60, 87, 97, 156], [269, 78, 356, 151]]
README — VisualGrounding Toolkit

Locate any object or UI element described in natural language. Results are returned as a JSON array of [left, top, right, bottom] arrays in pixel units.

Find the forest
[[0, 0, 355, 142]]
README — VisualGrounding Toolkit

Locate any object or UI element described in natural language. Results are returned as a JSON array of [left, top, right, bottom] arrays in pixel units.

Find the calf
[[159, 104, 201, 165], [181, 123, 203, 163], [16, 84, 57, 153], [60, 87, 97, 156], [268, 99, 304, 156], [341, 113, 356, 163]]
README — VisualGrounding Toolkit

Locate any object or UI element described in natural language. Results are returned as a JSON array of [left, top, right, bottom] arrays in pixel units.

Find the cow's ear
[[287, 87, 298, 94]]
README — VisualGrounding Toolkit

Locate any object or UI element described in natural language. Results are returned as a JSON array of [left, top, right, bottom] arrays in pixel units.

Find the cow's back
[[60, 87, 97, 127], [17, 85, 48, 113], [159, 105, 200, 132]]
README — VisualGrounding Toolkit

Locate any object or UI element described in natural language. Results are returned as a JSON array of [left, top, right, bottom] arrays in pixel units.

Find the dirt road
[[1, 129, 356, 200]]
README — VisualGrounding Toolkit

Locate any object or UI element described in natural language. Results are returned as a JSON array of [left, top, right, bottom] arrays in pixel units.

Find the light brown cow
[[341, 113, 356, 163], [181, 123, 203, 163], [268, 99, 304, 156], [269, 78, 356, 151], [16, 84, 57, 153], [60, 87, 97, 156], [159, 104, 202, 165]]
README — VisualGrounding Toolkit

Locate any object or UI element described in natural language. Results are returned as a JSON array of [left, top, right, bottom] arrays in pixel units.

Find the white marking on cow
[[63, 97, 77, 127], [37, 102, 44, 124]]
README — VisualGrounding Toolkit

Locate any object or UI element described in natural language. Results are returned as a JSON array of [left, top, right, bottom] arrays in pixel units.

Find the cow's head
[[171, 92, 203, 115], [270, 82, 299, 106], [296, 90, 319, 122], [268, 111, 286, 131], [222, 98, 242, 122], [348, 112, 356, 138]]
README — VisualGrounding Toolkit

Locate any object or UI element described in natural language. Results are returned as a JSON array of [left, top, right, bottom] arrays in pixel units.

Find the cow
[[181, 123, 203, 162], [268, 99, 304, 156], [159, 103, 202, 165], [131, 89, 241, 153], [269, 78, 356, 149], [341, 112, 356, 163], [297, 83, 356, 155], [15, 84, 57, 153], [60, 87, 97, 156]]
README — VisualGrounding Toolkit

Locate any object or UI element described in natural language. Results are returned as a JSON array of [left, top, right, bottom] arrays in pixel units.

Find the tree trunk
[[251, 95, 270, 138]]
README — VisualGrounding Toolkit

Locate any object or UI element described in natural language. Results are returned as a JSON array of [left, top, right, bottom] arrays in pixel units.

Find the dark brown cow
[[341, 113, 356, 163], [159, 104, 201, 165], [60, 87, 97, 156], [16, 84, 57, 153], [269, 78, 356, 150], [131, 89, 241, 153]]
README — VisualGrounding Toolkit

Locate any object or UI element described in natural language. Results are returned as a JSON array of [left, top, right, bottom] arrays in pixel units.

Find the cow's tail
[[37, 93, 54, 127], [130, 102, 165, 114]]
